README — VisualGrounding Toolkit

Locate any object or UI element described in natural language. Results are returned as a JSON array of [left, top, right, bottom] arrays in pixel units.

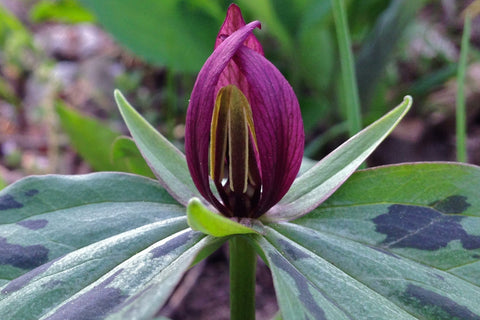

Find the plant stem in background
[[456, 13, 471, 163], [304, 122, 348, 158], [166, 69, 178, 140], [229, 236, 256, 320], [331, 0, 362, 137]]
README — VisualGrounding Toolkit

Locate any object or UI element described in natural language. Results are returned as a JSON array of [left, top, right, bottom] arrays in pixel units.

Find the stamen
[[209, 85, 261, 217]]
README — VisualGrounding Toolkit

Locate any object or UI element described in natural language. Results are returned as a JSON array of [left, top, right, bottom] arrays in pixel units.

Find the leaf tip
[[403, 95, 413, 109], [113, 88, 122, 98], [114, 89, 129, 110]]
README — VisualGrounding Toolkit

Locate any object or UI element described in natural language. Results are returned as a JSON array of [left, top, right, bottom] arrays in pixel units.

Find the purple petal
[[185, 21, 261, 212], [215, 4, 264, 55], [234, 47, 304, 216], [215, 4, 263, 107]]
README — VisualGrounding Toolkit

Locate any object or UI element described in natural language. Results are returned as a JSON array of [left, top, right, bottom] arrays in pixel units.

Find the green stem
[[331, 0, 362, 137], [165, 69, 177, 140], [304, 122, 348, 158], [229, 236, 256, 320], [456, 13, 471, 162]]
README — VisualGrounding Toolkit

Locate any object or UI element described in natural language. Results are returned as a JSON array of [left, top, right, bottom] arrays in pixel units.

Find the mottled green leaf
[[115, 90, 200, 206], [296, 163, 480, 283], [38, 231, 219, 320], [259, 163, 480, 319], [187, 198, 258, 237], [259, 221, 480, 319], [0, 172, 179, 280], [265, 95, 412, 222], [0, 220, 190, 319], [0, 172, 222, 320], [256, 227, 417, 319]]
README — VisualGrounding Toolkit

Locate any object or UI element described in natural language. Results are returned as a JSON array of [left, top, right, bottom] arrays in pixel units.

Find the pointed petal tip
[[216, 4, 263, 54], [226, 3, 241, 14], [186, 20, 265, 209], [224, 4, 262, 29]]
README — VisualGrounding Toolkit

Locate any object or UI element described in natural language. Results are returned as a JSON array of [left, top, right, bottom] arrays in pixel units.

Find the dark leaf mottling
[[271, 253, 327, 319], [278, 239, 310, 260], [0, 195, 23, 210], [2, 258, 57, 294], [373, 204, 480, 250], [430, 195, 471, 214], [45, 269, 127, 320], [0, 237, 49, 269], [403, 284, 480, 320], [150, 231, 193, 258], [17, 219, 48, 230], [24, 189, 39, 197]]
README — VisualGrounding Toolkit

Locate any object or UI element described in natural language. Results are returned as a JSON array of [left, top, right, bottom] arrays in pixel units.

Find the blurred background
[[1, 0, 479, 188], [0, 0, 479, 318]]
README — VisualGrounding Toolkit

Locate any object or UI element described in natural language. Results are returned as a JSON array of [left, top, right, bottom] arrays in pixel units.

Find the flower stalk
[[229, 236, 257, 320]]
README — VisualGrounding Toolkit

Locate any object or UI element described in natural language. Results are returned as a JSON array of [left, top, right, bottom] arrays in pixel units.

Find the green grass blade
[[331, 0, 362, 137], [456, 13, 471, 162]]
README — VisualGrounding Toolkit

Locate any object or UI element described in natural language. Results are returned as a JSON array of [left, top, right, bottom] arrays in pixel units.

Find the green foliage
[[30, 0, 95, 24], [77, 0, 224, 73], [331, 0, 362, 137], [355, 0, 426, 113], [1, 2, 479, 319], [0, 176, 6, 191], [73, 0, 415, 135], [111, 136, 155, 178], [57, 102, 153, 178], [456, 13, 471, 162], [187, 198, 258, 237], [56, 102, 123, 171], [0, 173, 223, 319], [0, 5, 35, 61], [271, 163, 480, 319], [301, 163, 480, 272], [115, 90, 200, 205], [1, 162, 479, 319], [0, 5, 37, 105], [4, 88, 480, 319], [0, 173, 178, 279], [236, 0, 294, 55]]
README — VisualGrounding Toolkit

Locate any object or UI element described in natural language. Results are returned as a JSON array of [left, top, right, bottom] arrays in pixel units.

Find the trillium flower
[[115, 3, 410, 232], [185, 4, 304, 219]]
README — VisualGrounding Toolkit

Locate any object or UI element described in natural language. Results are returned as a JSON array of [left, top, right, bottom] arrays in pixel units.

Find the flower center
[[209, 85, 261, 218]]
